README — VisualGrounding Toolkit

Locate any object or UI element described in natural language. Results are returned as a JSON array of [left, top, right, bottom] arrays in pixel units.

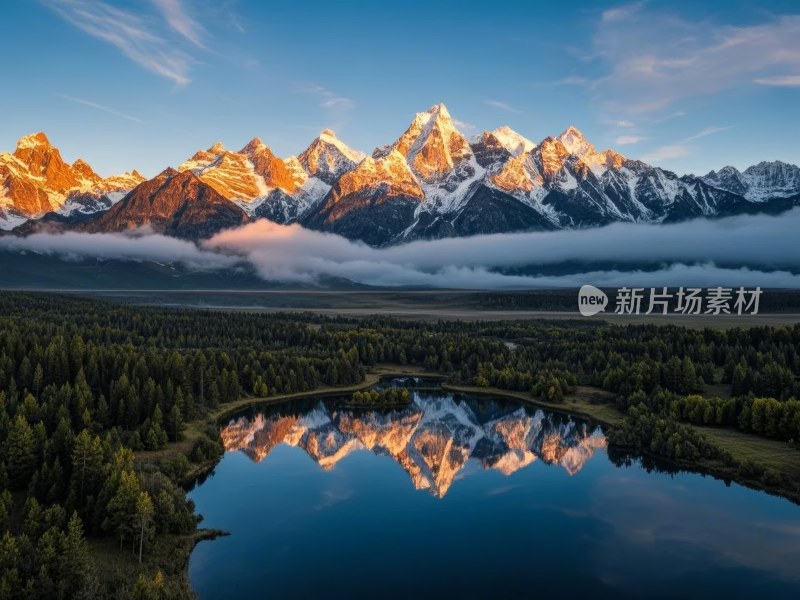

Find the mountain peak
[[240, 137, 269, 155], [298, 130, 365, 185], [561, 125, 584, 138], [490, 126, 536, 157], [16, 132, 52, 151], [207, 141, 226, 154], [427, 102, 451, 119], [158, 167, 180, 179], [373, 102, 472, 185], [557, 125, 595, 156], [71, 158, 100, 181]]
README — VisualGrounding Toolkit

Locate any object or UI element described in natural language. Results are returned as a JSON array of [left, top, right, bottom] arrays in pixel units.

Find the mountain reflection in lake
[[189, 383, 800, 600], [220, 392, 605, 497]]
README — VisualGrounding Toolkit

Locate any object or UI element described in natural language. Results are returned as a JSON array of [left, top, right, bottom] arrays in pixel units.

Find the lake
[[188, 379, 800, 599]]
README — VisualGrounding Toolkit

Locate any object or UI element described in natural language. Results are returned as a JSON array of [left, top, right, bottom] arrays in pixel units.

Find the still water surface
[[189, 380, 800, 599]]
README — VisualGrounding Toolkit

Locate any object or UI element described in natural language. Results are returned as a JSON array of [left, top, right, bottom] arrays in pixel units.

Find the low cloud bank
[[1, 209, 798, 289], [204, 208, 800, 288], [0, 230, 240, 271]]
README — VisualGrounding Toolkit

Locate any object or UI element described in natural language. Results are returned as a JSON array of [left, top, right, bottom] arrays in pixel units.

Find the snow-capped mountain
[[703, 161, 800, 202], [175, 130, 367, 228], [220, 394, 607, 498], [304, 149, 426, 246], [299, 104, 768, 244], [253, 130, 365, 224], [4, 106, 800, 244], [177, 138, 297, 206], [297, 129, 366, 185], [0, 132, 143, 230], [79, 167, 247, 240]]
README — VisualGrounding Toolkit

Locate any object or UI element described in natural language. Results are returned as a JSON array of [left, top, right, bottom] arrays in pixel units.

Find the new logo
[[578, 285, 608, 316]]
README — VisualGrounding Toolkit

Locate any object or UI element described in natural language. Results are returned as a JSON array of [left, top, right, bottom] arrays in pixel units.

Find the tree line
[[0, 293, 798, 596]]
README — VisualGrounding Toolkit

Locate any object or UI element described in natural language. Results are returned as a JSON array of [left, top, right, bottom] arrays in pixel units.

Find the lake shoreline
[[441, 383, 800, 507], [152, 369, 800, 598]]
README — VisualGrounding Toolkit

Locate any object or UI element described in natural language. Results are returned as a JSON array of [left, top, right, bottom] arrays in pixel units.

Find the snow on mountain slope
[[490, 126, 536, 156], [0, 133, 144, 225], [297, 129, 365, 185], [5, 108, 799, 245], [703, 161, 800, 202]]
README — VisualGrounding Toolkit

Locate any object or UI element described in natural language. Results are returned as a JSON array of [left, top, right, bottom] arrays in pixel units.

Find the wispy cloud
[[641, 125, 731, 163], [45, 0, 196, 85], [57, 94, 146, 124], [299, 83, 355, 111], [641, 144, 690, 162], [601, 3, 643, 23], [685, 126, 733, 142], [652, 111, 686, 124], [551, 76, 590, 87], [607, 119, 635, 127], [320, 96, 355, 109], [615, 135, 645, 145], [591, 6, 800, 114], [485, 100, 521, 114], [151, 0, 206, 48], [754, 75, 800, 87]]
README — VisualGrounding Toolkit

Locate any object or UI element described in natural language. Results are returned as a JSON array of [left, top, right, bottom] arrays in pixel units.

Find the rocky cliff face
[[80, 168, 247, 240]]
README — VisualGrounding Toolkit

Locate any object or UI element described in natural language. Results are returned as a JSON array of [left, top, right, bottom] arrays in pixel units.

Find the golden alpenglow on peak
[[0, 132, 145, 218]]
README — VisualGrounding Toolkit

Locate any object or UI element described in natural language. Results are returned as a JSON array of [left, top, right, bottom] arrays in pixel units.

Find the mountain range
[[3, 103, 799, 246], [220, 393, 607, 498]]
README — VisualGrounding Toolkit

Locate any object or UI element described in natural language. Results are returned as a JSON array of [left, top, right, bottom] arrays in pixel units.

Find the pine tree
[[61, 512, 90, 597], [167, 403, 184, 443], [105, 470, 140, 550], [0, 532, 20, 599], [5, 414, 36, 489], [135, 491, 155, 564], [32, 363, 44, 398], [71, 430, 104, 511]]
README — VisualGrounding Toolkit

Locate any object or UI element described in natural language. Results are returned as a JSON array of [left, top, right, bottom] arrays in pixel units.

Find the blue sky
[[2, 0, 799, 178]]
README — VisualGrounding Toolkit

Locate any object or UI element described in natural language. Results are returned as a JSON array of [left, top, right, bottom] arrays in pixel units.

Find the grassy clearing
[[696, 425, 800, 479]]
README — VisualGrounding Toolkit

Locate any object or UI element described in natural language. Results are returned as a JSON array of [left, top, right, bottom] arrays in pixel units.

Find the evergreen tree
[[105, 470, 140, 550], [135, 491, 155, 564], [4, 414, 36, 489]]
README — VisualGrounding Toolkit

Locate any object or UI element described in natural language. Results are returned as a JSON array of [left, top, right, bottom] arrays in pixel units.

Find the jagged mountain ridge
[[0, 132, 144, 229], [702, 161, 800, 202], [220, 394, 607, 498], [3, 104, 799, 243], [79, 168, 248, 240]]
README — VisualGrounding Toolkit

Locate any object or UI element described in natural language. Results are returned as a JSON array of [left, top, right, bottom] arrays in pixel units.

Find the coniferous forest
[[0, 292, 799, 598]]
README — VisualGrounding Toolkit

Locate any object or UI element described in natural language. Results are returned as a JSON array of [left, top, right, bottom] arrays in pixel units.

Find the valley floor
[[71, 289, 800, 327]]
